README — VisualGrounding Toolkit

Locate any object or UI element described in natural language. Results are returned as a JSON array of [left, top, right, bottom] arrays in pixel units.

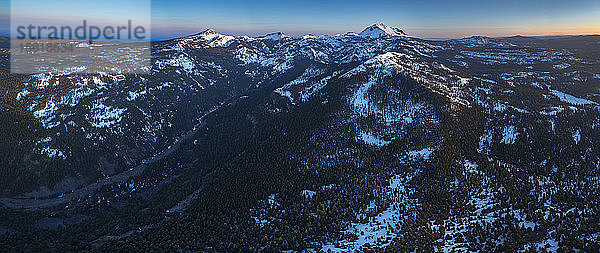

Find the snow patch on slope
[[359, 132, 391, 147], [550, 89, 596, 106], [500, 125, 519, 144], [86, 100, 127, 129], [320, 173, 416, 251], [407, 147, 435, 160]]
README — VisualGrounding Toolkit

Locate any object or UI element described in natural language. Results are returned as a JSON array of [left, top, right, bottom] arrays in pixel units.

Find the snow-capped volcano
[[178, 28, 235, 48], [359, 24, 407, 38]]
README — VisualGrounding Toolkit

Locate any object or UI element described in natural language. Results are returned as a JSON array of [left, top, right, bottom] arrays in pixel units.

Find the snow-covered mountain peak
[[257, 32, 289, 41], [194, 29, 230, 41], [178, 29, 236, 48], [200, 28, 218, 35], [359, 24, 407, 38], [459, 35, 491, 44], [302, 34, 316, 40]]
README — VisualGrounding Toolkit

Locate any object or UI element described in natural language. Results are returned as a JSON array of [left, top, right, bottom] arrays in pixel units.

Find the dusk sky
[[1, 0, 599, 39]]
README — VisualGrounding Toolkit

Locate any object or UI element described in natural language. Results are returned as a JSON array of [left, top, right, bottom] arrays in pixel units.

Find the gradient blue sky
[[1, 0, 599, 39]]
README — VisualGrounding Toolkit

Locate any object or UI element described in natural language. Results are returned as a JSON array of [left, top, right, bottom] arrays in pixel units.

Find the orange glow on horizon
[[413, 24, 600, 39]]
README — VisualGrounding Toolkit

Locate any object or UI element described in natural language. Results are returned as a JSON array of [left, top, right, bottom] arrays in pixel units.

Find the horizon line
[[2, 30, 599, 42], [150, 31, 600, 42]]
